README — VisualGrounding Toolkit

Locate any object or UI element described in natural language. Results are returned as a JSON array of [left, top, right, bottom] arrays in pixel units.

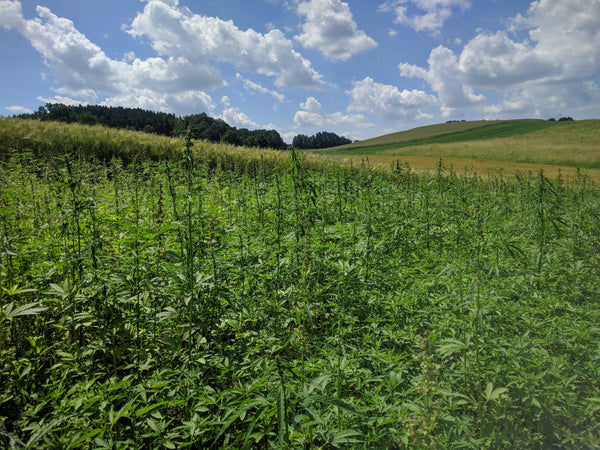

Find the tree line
[[16, 103, 352, 151], [292, 131, 352, 149], [18, 104, 289, 149]]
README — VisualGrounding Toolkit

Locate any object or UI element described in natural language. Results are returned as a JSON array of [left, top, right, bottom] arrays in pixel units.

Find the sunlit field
[[1, 119, 599, 448], [312, 119, 600, 183]]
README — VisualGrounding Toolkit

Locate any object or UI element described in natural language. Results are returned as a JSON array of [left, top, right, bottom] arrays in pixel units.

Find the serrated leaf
[[2, 284, 36, 296], [436, 339, 468, 358], [306, 374, 329, 395], [71, 428, 102, 447], [213, 397, 269, 446], [303, 395, 366, 418], [331, 429, 362, 446], [136, 401, 168, 417], [3, 302, 47, 321], [484, 383, 508, 402]]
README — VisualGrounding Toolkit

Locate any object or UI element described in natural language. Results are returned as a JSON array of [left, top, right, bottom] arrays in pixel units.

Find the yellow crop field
[[318, 119, 600, 183]]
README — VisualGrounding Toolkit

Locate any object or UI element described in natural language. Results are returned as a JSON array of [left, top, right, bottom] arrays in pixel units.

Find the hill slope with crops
[[319, 119, 555, 152], [313, 119, 600, 182]]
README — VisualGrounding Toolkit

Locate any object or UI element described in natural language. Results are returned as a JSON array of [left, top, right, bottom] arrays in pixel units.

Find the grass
[[0, 119, 600, 448], [319, 119, 555, 153], [312, 119, 600, 182]]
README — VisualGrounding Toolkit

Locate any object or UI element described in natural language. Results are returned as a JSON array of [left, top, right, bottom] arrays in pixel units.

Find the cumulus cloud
[[295, 0, 377, 61], [101, 90, 216, 116], [294, 96, 369, 128], [127, 0, 323, 88], [0, 0, 25, 30], [0, 0, 224, 113], [346, 77, 437, 120], [219, 96, 260, 129], [458, 31, 558, 88], [398, 0, 600, 118], [379, 0, 471, 33], [400, 45, 486, 117], [0, 0, 323, 115]]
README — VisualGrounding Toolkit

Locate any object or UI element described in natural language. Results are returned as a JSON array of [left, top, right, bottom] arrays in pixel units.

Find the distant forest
[[292, 132, 352, 149], [16, 103, 352, 150]]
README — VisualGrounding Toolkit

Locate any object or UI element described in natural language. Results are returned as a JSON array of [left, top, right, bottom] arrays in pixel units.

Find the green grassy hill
[[317, 119, 559, 155], [309, 118, 600, 182]]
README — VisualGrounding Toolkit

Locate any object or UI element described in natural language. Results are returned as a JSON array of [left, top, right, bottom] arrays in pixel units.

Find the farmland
[[1, 118, 600, 448], [314, 119, 600, 182]]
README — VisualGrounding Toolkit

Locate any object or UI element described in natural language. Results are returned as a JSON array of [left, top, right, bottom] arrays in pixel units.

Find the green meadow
[[1, 118, 600, 448], [317, 119, 557, 153], [313, 119, 600, 182]]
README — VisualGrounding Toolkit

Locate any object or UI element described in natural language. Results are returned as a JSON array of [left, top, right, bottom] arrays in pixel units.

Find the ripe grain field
[[314, 119, 600, 183], [1, 119, 600, 448]]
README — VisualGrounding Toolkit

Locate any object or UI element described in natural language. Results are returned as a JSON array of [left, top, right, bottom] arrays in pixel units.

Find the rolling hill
[[311, 118, 600, 182], [315, 119, 563, 154]]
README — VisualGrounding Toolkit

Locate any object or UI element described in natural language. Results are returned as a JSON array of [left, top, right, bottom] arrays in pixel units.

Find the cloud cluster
[[0, 0, 323, 114], [127, 0, 323, 89], [398, 0, 600, 118], [294, 0, 377, 61], [2, 0, 599, 135], [379, 0, 471, 33], [294, 96, 369, 129], [220, 96, 259, 129], [400, 46, 485, 117], [347, 77, 437, 120]]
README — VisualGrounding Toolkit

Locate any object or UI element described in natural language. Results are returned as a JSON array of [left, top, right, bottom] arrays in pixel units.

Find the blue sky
[[1, 0, 599, 143]]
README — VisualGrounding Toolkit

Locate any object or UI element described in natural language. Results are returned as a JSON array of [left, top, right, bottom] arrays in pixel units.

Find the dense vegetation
[[1, 120, 600, 448], [16, 103, 287, 150], [292, 132, 352, 150]]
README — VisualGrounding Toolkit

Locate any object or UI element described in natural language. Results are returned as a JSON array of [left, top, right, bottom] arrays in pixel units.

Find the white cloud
[[0, 0, 25, 30], [400, 45, 486, 117], [346, 77, 437, 120], [465, 0, 600, 115], [5, 105, 33, 114], [101, 90, 216, 116], [398, 0, 600, 118], [53, 87, 99, 104], [219, 96, 259, 129], [0, 0, 322, 116], [294, 96, 369, 128], [127, 0, 323, 88], [235, 73, 285, 103], [458, 31, 557, 88], [295, 0, 377, 61], [379, 0, 471, 33], [0, 0, 223, 114], [294, 96, 325, 126], [37, 95, 86, 106], [282, 131, 297, 144]]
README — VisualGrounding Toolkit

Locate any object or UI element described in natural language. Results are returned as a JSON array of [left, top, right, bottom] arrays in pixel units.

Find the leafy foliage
[[0, 121, 599, 448], [292, 131, 352, 149]]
